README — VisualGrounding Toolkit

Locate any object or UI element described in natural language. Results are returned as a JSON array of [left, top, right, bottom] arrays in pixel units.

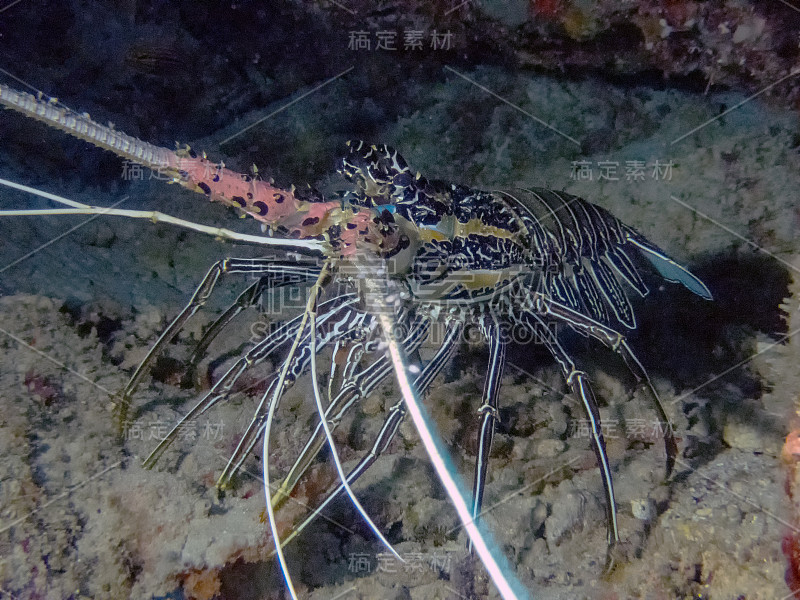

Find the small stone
[[361, 393, 382, 417], [548, 405, 568, 436], [536, 439, 565, 458], [723, 421, 762, 452], [631, 498, 655, 521], [726, 504, 741, 521], [512, 438, 532, 461], [545, 491, 586, 543], [732, 24, 752, 43], [530, 500, 548, 532], [88, 222, 117, 248]]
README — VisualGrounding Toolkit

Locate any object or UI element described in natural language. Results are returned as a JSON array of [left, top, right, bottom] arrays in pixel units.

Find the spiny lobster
[[0, 83, 712, 599]]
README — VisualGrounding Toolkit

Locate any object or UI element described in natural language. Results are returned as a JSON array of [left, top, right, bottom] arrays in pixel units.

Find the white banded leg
[[468, 313, 507, 554], [522, 311, 620, 566], [142, 293, 358, 471], [117, 257, 321, 432], [531, 292, 676, 476], [325, 305, 410, 399], [215, 297, 368, 488], [271, 313, 432, 509], [184, 262, 321, 378], [276, 319, 464, 549]]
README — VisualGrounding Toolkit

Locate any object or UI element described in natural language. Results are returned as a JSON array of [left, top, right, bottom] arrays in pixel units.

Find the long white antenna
[[0, 177, 326, 254], [359, 256, 529, 600]]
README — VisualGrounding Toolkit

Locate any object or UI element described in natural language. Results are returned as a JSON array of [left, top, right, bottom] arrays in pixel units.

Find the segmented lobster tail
[[505, 187, 711, 331]]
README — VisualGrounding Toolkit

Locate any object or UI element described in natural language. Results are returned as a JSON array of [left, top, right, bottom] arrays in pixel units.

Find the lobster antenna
[[307, 263, 403, 560], [261, 288, 319, 600], [261, 266, 391, 598], [0, 177, 326, 254], [0, 84, 175, 172], [0, 84, 346, 244], [358, 254, 529, 600]]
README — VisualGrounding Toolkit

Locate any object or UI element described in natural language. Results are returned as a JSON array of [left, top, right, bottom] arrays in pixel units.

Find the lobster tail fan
[[625, 232, 713, 300]]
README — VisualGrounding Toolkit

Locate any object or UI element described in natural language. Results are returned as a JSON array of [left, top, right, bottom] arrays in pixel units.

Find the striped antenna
[[0, 83, 358, 246]]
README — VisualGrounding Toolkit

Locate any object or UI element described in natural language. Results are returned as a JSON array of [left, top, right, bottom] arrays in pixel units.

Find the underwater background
[[1, 1, 800, 598]]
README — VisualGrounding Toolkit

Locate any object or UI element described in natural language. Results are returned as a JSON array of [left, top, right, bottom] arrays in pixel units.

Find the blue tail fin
[[626, 236, 713, 300]]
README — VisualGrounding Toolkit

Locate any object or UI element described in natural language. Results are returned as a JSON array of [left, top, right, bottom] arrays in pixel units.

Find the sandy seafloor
[[2, 27, 800, 600]]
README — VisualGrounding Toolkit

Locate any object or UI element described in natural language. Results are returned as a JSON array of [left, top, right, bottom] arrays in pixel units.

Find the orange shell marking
[[783, 430, 800, 462], [174, 155, 339, 230], [171, 155, 388, 258]]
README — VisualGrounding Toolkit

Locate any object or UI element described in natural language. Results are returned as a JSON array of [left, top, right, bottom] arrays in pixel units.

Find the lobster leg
[[271, 313, 432, 510], [307, 273, 402, 559], [184, 261, 322, 382], [468, 314, 507, 554], [142, 294, 358, 471], [215, 299, 368, 488], [523, 311, 620, 568], [325, 306, 414, 399], [532, 292, 677, 477], [116, 257, 321, 434], [262, 264, 337, 600], [276, 319, 464, 549]]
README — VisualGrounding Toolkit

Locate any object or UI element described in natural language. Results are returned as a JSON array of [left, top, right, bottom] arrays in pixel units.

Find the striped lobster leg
[[182, 260, 323, 385], [141, 292, 359, 472], [210, 294, 369, 488], [522, 312, 620, 559], [468, 313, 508, 554], [116, 258, 323, 433], [277, 319, 465, 550], [531, 292, 678, 476], [271, 312, 433, 510], [260, 264, 432, 594], [520, 292, 680, 571]]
